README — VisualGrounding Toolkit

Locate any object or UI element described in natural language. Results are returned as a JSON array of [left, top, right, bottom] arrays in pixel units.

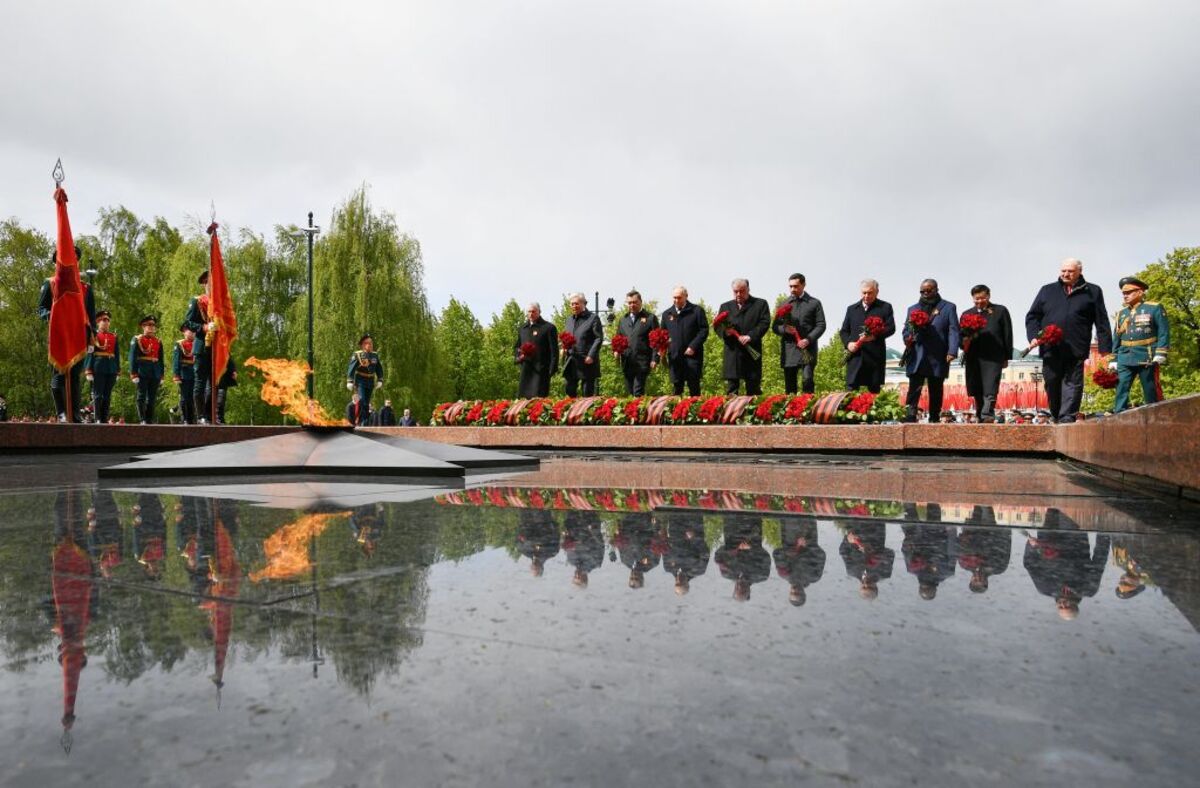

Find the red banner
[[207, 223, 238, 421], [48, 188, 90, 373]]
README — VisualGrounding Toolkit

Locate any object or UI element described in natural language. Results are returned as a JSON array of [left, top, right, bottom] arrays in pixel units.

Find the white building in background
[[883, 348, 1043, 387]]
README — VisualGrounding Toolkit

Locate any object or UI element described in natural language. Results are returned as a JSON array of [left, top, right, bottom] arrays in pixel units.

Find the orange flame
[[244, 357, 346, 426], [249, 512, 346, 583]]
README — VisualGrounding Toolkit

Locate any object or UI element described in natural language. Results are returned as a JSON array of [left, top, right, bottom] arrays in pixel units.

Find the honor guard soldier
[[172, 325, 198, 424], [84, 310, 119, 424], [346, 334, 384, 426], [209, 357, 237, 425], [128, 316, 165, 424], [1108, 276, 1170, 414], [38, 245, 96, 422], [182, 271, 213, 423]]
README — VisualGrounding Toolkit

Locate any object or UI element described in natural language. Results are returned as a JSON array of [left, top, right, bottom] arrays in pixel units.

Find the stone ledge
[[0, 423, 299, 451]]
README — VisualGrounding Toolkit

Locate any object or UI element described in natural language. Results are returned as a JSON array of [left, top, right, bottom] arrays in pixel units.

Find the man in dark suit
[[562, 292, 603, 397], [772, 517, 826, 607], [661, 286, 708, 395], [714, 514, 771, 601], [516, 509, 560, 577], [839, 521, 894, 600], [563, 510, 605, 589], [900, 279, 960, 423], [773, 273, 826, 394], [514, 302, 558, 398], [839, 279, 896, 393], [957, 506, 1011, 594], [613, 290, 659, 395], [661, 510, 709, 595], [1025, 258, 1113, 423], [901, 504, 955, 601], [718, 279, 770, 395], [1024, 508, 1110, 621], [962, 285, 1014, 423], [377, 399, 396, 426]]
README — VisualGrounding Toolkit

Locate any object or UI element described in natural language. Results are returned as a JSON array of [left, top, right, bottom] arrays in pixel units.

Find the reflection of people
[[957, 507, 1011, 593], [1023, 509, 1111, 620], [661, 511, 709, 595], [562, 293, 603, 397], [1025, 258, 1113, 423], [772, 517, 825, 606], [562, 510, 605, 588], [514, 302, 558, 397], [901, 280, 959, 423], [961, 286, 1014, 423], [87, 490, 123, 580], [718, 279, 770, 395], [346, 334, 384, 426], [1109, 276, 1170, 414], [773, 274, 826, 395], [839, 521, 894, 599], [132, 493, 167, 580], [901, 516, 956, 600], [839, 279, 896, 393], [351, 504, 384, 558], [614, 290, 659, 396], [714, 515, 771, 601], [50, 489, 95, 747], [1111, 539, 1150, 600], [660, 286, 708, 396], [614, 512, 664, 589], [516, 509, 560, 577]]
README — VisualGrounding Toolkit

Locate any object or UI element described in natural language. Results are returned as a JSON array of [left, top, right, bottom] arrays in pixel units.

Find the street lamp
[[594, 292, 617, 325], [291, 212, 321, 397]]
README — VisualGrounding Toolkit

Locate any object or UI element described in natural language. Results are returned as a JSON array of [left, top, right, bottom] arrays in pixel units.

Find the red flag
[[48, 188, 90, 373], [206, 222, 237, 420]]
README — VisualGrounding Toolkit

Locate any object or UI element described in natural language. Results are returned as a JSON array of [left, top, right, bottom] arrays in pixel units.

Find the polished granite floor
[[1, 453, 1198, 787]]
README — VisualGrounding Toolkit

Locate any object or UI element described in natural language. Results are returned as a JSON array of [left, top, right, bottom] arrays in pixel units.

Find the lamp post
[[293, 213, 321, 397]]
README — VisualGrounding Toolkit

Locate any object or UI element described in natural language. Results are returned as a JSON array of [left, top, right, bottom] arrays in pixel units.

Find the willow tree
[[0, 220, 54, 415], [434, 297, 485, 402], [310, 188, 440, 420]]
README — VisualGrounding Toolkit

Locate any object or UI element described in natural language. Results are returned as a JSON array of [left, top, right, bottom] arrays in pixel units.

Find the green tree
[[1136, 247, 1200, 397], [434, 297, 485, 402], [0, 220, 53, 416], [478, 300, 525, 399]]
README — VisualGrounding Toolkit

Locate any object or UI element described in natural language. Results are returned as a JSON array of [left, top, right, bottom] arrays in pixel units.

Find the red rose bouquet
[[774, 304, 792, 321], [904, 309, 931, 339], [713, 310, 760, 360], [1020, 323, 1063, 358], [560, 332, 576, 352], [648, 327, 670, 355], [959, 312, 988, 351], [1092, 368, 1119, 389], [842, 315, 888, 363], [519, 341, 538, 360], [610, 334, 629, 355]]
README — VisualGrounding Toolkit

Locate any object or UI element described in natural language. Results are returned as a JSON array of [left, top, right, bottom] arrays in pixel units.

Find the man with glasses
[[1108, 276, 1169, 413], [901, 279, 959, 423], [1025, 259, 1112, 423]]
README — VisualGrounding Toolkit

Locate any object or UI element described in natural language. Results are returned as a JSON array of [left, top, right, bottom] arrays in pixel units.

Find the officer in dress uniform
[[207, 357, 237, 425], [514, 302, 558, 398], [562, 293, 603, 397], [772, 517, 826, 606], [87, 490, 123, 580], [182, 271, 213, 423], [38, 246, 96, 422], [172, 325, 198, 424], [131, 493, 167, 581], [128, 315, 165, 425], [346, 334, 384, 426], [1108, 276, 1170, 414], [84, 310, 119, 424], [614, 289, 660, 395]]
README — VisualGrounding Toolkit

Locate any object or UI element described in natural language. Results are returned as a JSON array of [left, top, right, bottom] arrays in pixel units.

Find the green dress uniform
[[84, 322, 120, 424], [1111, 297, 1169, 413], [128, 327, 165, 424], [346, 335, 384, 426], [172, 336, 198, 424]]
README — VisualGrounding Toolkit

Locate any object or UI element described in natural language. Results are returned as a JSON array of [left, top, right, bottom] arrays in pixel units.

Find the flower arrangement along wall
[[431, 390, 904, 426]]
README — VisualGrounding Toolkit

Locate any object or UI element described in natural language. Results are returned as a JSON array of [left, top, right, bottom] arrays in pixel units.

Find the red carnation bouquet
[[904, 309, 931, 340], [610, 334, 630, 355], [713, 310, 760, 360], [519, 341, 538, 361], [560, 332, 577, 352], [1092, 368, 1119, 389], [842, 315, 888, 363], [1020, 323, 1063, 358], [774, 304, 792, 321], [959, 312, 988, 352], [648, 327, 670, 356]]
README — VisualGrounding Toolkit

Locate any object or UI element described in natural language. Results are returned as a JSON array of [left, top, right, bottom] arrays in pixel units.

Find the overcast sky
[[3, 1, 1198, 342]]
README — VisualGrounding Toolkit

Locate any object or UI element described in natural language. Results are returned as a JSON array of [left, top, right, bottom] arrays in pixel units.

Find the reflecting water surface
[[1, 454, 1198, 786]]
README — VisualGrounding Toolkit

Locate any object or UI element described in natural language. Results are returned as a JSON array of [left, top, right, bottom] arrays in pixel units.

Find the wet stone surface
[[1, 453, 1198, 787]]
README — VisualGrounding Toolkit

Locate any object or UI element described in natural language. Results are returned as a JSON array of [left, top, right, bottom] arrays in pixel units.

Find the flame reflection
[[244, 357, 346, 426], [249, 512, 346, 582]]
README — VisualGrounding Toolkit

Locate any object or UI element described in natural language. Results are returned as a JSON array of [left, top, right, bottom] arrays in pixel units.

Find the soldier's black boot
[[136, 400, 147, 424], [51, 385, 67, 421], [216, 389, 228, 425], [194, 390, 208, 424]]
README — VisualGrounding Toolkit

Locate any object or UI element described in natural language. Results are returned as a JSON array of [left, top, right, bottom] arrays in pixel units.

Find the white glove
[[1107, 361, 1118, 371], [85, 372, 94, 381], [346, 381, 354, 391], [131, 376, 140, 384], [375, 380, 382, 389], [1152, 355, 1166, 365]]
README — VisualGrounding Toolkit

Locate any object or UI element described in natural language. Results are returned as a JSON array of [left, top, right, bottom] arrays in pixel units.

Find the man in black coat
[[714, 514, 771, 601], [957, 506, 1011, 594], [962, 285, 1014, 423], [562, 293, 603, 397], [1024, 509, 1110, 621], [901, 504, 956, 601], [514, 302, 558, 398], [1025, 258, 1113, 423], [516, 509, 560, 577], [615, 512, 663, 589], [839, 521, 894, 600], [900, 279, 960, 423], [718, 279, 770, 395], [773, 273, 826, 394], [613, 290, 659, 395], [838, 279, 896, 393], [661, 286, 708, 395], [772, 517, 826, 607], [562, 510, 605, 589], [661, 511, 710, 595], [377, 399, 396, 426]]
